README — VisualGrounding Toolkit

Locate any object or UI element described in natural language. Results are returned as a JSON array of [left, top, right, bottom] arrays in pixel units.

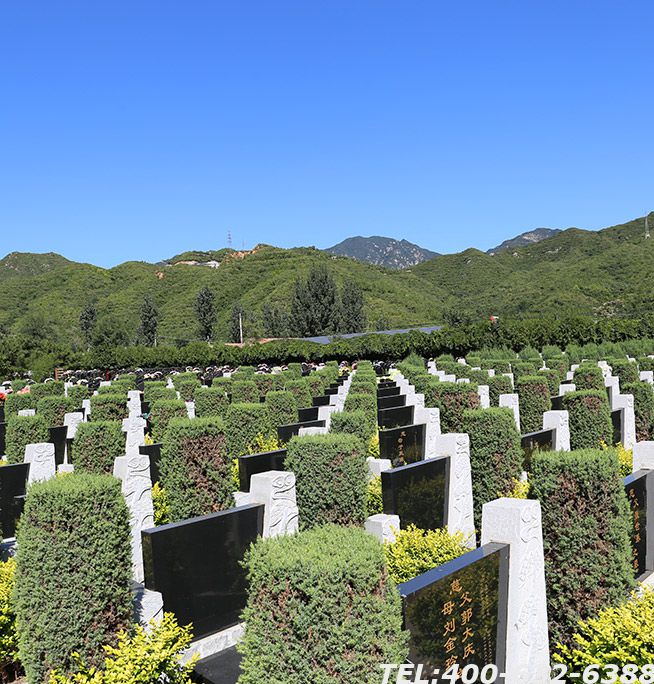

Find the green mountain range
[[0, 214, 652, 347]]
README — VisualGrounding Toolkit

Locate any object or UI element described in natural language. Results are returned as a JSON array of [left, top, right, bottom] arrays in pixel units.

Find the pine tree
[[79, 303, 97, 351], [262, 304, 289, 338], [195, 287, 216, 342], [290, 278, 311, 337], [340, 280, 367, 333], [137, 295, 159, 346]]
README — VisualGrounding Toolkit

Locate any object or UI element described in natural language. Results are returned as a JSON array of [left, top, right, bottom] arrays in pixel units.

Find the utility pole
[[239, 311, 243, 344], [646, 213, 651, 239]]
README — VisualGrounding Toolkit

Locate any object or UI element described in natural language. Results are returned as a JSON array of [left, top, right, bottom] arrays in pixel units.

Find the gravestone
[[377, 385, 401, 398], [311, 395, 331, 407], [379, 423, 425, 467], [0, 463, 30, 538], [24, 443, 56, 483], [378, 405, 414, 430], [624, 470, 654, 580], [142, 504, 264, 639], [238, 449, 287, 492], [277, 420, 325, 444], [398, 542, 509, 674], [297, 407, 319, 422], [0, 422, 5, 456], [48, 426, 68, 467], [520, 429, 554, 462], [378, 394, 407, 410], [139, 443, 163, 484], [382, 457, 448, 531]]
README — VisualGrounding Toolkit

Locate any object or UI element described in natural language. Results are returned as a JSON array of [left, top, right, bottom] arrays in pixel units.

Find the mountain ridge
[[326, 236, 439, 268]]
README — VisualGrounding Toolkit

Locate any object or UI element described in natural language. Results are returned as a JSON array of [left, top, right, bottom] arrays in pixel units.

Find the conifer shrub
[[623, 382, 654, 442], [0, 558, 18, 679], [3, 393, 37, 420], [344, 391, 377, 413], [144, 386, 177, 403], [537, 368, 561, 396], [231, 380, 260, 404], [90, 394, 127, 422], [282, 379, 312, 409], [264, 390, 297, 428], [461, 408, 524, 532], [65, 385, 90, 406], [349, 379, 377, 396], [468, 369, 491, 385], [72, 421, 124, 475], [306, 373, 326, 398], [531, 449, 634, 648], [160, 417, 232, 521], [573, 364, 605, 392], [488, 375, 513, 406], [236, 366, 256, 379], [285, 433, 368, 529], [423, 382, 480, 433], [511, 361, 538, 381], [638, 357, 654, 372], [148, 399, 187, 443], [516, 375, 550, 434], [14, 474, 133, 683], [225, 403, 273, 457], [170, 372, 199, 389], [481, 359, 512, 373], [194, 386, 230, 419], [175, 377, 201, 402], [608, 359, 639, 386], [97, 385, 124, 396], [330, 409, 376, 445], [5, 415, 49, 464], [285, 362, 302, 377], [29, 382, 65, 400], [36, 396, 76, 427], [563, 390, 613, 450], [254, 374, 282, 397], [238, 524, 408, 683]]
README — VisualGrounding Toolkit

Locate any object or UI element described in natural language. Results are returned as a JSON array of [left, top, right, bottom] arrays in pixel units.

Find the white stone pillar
[[481, 498, 550, 684], [477, 385, 490, 409], [542, 410, 570, 451], [249, 471, 299, 538], [640, 371, 654, 385], [558, 383, 576, 396], [499, 393, 521, 432], [63, 412, 84, 439], [414, 406, 441, 458], [365, 513, 400, 544], [614, 393, 636, 449], [18, 409, 36, 417], [24, 443, 56, 483], [633, 442, 654, 471], [367, 457, 392, 478]]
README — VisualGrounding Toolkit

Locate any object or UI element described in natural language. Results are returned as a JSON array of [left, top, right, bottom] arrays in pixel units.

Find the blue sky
[[2, 2, 652, 267]]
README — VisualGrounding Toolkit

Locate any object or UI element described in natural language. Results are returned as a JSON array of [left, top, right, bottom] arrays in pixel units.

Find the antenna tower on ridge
[[227, 230, 233, 248]]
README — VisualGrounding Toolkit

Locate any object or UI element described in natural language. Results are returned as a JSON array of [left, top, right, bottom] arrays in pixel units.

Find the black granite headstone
[[378, 405, 414, 430], [142, 504, 264, 640], [382, 456, 449, 531], [238, 449, 287, 492], [377, 385, 401, 398], [297, 407, 319, 422], [0, 422, 6, 457], [139, 443, 163, 484], [520, 429, 554, 463], [379, 423, 425, 467], [193, 646, 241, 684], [398, 542, 509, 674], [277, 421, 325, 444], [611, 409, 623, 446], [0, 463, 30, 538], [324, 387, 339, 396], [48, 426, 68, 467], [312, 395, 331, 407], [378, 394, 407, 410], [550, 395, 564, 411], [624, 470, 654, 580]]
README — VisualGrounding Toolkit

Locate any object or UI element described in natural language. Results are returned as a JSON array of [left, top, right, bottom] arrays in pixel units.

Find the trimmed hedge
[[623, 382, 654, 442], [330, 409, 376, 445], [423, 381, 480, 433], [90, 394, 127, 422], [29, 382, 65, 400], [65, 385, 89, 406], [5, 415, 49, 464], [530, 449, 634, 647], [254, 374, 282, 397], [3, 393, 37, 419], [481, 359, 512, 373], [72, 421, 124, 475], [282, 379, 312, 409], [608, 359, 639, 386], [225, 403, 273, 457], [344, 392, 377, 413], [194, 386, 230, 419], [144, 386, 178, 403], [573, 364, 605, 392], [175, 377, 201, 402], [537, 368, 561, 396], [511, 361, 538, 381], [461, 408, 524, 532], [264, 391, 297, 428], [516, 375, 550, 434], [488, 375, 513, 406], [563, 390, 613, 450], [36, 396, 77, 427], [306, 373, 326, 398], [231, 380, 260, 404], [285, 433, 368, 529], [14, 474, 133, 682], [238, 524, 407, 683], [148, 399, 188, 443], [160, 417, 232, 521]]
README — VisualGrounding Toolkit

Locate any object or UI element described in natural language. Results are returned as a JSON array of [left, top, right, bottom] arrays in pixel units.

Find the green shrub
[[481, 359, 512, 373], [285, 433, 368, 529], [15, 474, 133, 682], [563, 390, 613, 450], [49, 613, 196, 684], [285, 362, 302, 377], [608, 359, 639, 386], [264, 390, 297, 428], [175, 377, 200, 402], [554, 589, 654, 669], [194, 386, 230, 419], [516, 375, 550, 434], [238, 525, 407, 683], [151, 482, 170, 526], [366, 475, 383, 517], [282, 379, 312, 408], [461, 408, 524, 532], [254, 374, 282, 396], [231, 380, 260, 404], [384, 525, 468, 584], [423, 382, 480, 433], [97, 385, 124, 396], [36, 396, 76, 427], [236, 366, 256, 378], [72, 421, 124, 475], [148, 399, 187, 443], [225, 403, 273, 457], [65, 385, 89, 406], [573, 364, 605, 392], [530, 449, 634, 648], [144, 386, 178, 403], [160, 417, 231, 522], [537, 368, 561, 396], [3, 393, 36, 419], [306, 373, 326, 397], [623, 382, 654, 442], [511, 361, 538, 381], [488, 375, 513, 406], [170, 372, 198, 390], [0, 558, 18, 678], [5, 415, 49, 464], [90, 394, 127, 422], [330, 409, 376, 445], [29, 382, 65, 400], [638, 357, 654, 372], [344, 391, 377, 413], [468, 369, 490, 385]]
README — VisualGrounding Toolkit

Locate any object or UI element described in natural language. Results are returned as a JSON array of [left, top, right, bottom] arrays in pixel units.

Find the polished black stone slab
[[192, 646, 241, 684], [378, 380, 396, 389], [238, 449, 287, 492], [0, 463, 30, 539], [297, 406, 319, 422], [277, 420, 325, 444], [377, 385, 401, 398], [142, 504, 264, 640], [398, 542, 509, 674], [520, 429, 554, 462], [550, 395, 564, 411], [139, 443, 163, 484], [0, 422, 5, 456], [379, 423, 425, 467], [378, 405, 415, 430], [48, 426, 68, 467], [624, 470, 654, 580], [382, 456, 448, 531], [612, 409, 623, 446], [0, 406, 4, 423], [311, 395, 331, 407], [378, 394, 407, 410], [324, 387, 339, 396]]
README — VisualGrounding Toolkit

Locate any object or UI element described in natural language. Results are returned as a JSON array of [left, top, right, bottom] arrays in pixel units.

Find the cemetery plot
[[379, 423, 425, 467], [378, 393, 407, 410], [277, 420, 325, 443], [377, 385, 401, 398], [238, 449, 287, 492], [624, 469, 654, 580], [378, 404, 414, 429]]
